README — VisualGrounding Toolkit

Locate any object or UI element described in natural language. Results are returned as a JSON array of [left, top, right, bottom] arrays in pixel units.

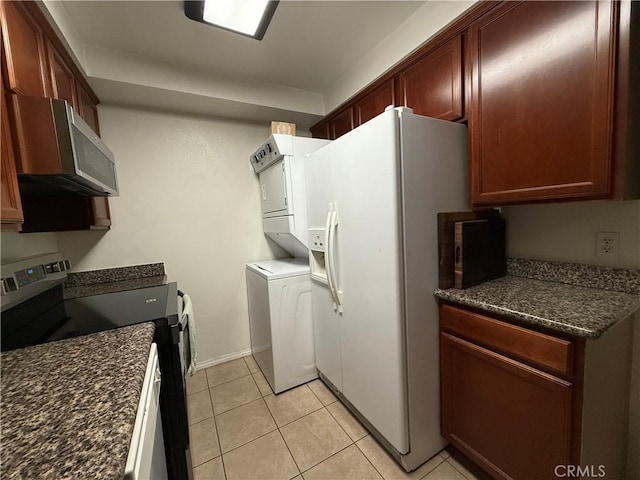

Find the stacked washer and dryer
[[246, 134, 330, 394]]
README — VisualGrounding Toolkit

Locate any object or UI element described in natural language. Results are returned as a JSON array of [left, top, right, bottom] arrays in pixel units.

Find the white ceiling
[[60, 1, 424, 95]]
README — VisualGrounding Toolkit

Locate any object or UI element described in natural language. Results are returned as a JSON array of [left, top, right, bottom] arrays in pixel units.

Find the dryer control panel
[[249, 134, 294, 173]]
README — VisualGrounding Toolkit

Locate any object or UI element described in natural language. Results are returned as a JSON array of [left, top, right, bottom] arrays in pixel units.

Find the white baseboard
[[195, 348, 252, 371]]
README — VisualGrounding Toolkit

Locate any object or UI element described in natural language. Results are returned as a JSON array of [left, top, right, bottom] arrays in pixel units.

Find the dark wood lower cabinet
[[441, 332, 573, 480], [439, 303, 634, 480]]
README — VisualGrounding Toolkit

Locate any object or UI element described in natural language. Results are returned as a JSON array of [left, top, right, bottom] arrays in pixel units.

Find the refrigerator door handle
[[328, 209, 342, 312], [325, 208, 339, 308]]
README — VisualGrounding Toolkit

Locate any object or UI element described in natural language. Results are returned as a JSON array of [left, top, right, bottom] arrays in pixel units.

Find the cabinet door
[[330, 107, 354, 140], [1, 84, 23, 223], [355, 79, 394, 126], [76, 82, 100, 135], [310, 121, 331, 140], [0, 0, 50, 97], [47, 41, 77, 106], [468, 1, 616, 205], [441, 332, 573, 480], [398, 36, 463, 121]]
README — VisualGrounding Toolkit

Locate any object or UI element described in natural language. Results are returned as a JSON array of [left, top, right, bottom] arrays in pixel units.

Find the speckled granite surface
[[507, 257, 640, 295], [64, 263, 165, 287], [1, 322, 155, 480], [435, 276, 640, 339], [63, 275, 167, 300], [63, 262, 167, 299]]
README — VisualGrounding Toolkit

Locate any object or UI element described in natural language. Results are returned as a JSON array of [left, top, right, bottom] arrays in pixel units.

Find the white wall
[[502, 200, 640, 269], [55, 105, 288, 365], [0, 231, 59, 263], [502, 200, 640, 479]]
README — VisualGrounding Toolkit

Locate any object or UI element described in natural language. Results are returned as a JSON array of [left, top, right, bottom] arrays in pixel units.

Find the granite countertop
[[434, 259, 640, 339], [1, 322, 155, 480]]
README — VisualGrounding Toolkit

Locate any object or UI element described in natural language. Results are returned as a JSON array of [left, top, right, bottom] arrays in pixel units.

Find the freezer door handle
[[325, 208, 339, 308], [328, 208, 342, 312], [261, 184, 267, 201]]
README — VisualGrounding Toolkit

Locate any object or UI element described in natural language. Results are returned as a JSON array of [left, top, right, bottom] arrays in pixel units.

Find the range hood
[[11, 95, 118, 197]]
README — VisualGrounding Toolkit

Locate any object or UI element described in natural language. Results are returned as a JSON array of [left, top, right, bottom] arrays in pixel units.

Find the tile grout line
[[257, 381, 304, 477], [297, 442, 357, 477], [416, 455, 447, 480], [353, 437, 387, 480], [213, 396, 267, 421], [206, 372, 254, 391], [222, 367, 287, 463], [210, 409, 228, 480], [445, 458, 473, 480], [324, 401, 367, 444]]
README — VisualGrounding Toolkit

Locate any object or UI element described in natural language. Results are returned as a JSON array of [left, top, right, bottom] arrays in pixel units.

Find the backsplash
[[62, 263, 167, 300], [507, 258, 640, 295], [64, 263, 165, 287]]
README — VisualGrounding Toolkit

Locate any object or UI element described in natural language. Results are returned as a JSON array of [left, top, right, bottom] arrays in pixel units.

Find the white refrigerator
[[305, 107, 467, 471]]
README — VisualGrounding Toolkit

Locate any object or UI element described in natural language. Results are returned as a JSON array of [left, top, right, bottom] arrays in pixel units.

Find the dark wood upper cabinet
[[1, 82, 23, 224], [310, 121, 331, 140], [355, 79, 395, 126], [468, 1, 618, 205], [47, 41, 77, 106], [76, 82, 100, 135], [398, 36, 463, 121], [331, 107, 354, 140], [0, 1, 50, 97]]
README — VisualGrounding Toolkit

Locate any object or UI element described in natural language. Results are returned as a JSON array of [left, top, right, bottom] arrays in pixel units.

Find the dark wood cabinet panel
[[1, 84, 23, 224], [310, 121, 331, 140], [468, 1, 617, 205], [0, 1, 50, 97], [330, 107, 354, 139], [47, 41, 77, 106], [90, 197, 111, 228], [398, 36, 463, 121], [355, 79, 395, 126], [76, 83, 100, 135], [441, 332, 573, 480]]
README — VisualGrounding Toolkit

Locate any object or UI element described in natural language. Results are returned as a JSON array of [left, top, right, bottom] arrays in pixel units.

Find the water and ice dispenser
[[308, 228, 327, 282]]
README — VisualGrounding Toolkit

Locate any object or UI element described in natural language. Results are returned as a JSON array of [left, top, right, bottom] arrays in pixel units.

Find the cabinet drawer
[[440, 303, 573, 377]]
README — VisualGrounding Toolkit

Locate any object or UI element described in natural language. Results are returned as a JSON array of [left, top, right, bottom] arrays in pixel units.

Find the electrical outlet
[[596, 232, 620, 258]]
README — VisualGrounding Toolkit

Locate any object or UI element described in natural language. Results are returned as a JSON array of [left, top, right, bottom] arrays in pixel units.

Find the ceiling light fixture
[[184, 0, 279, 40]]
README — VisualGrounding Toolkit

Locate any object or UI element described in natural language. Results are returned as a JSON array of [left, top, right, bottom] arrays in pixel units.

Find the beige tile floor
[[186, 355, 491, 480]]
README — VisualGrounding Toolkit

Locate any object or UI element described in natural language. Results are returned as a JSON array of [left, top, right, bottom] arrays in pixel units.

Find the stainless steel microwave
[[10, 95, 118, 196]]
